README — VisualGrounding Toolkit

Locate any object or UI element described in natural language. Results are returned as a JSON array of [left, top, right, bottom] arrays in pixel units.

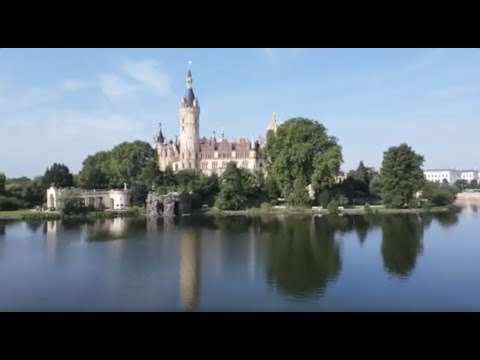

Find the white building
[[423, 169, 462, 184], [46, 185, 131, 210], [424, 169, 479, 184], [460, 170, 479, 182]]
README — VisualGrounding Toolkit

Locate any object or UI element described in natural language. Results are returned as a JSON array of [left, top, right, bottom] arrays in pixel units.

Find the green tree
[[264, 117, 343, 199], [0, 172, 5, 193], [288, 173, 310, 207], [369, 175, 382, 199], [42, 163, 74, 188], [130, 181, 149, 206], [354, 161, 368, 183], [470, 179, 478, 189], [215, 162, 254, 210], [454, 179, 468, 192], [380, 143, 425, 208], [77, 141, 156, 189], [265, 175, 281, 203], [318, 189, 331, 208], [430, 189, 455, 206]]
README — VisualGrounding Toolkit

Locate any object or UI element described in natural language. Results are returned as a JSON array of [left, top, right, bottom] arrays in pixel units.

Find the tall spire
[[183, 61, 196, 107], [268, 111, 279, 133], [186, 60, 193, 89], [157, 122, 165, 143]]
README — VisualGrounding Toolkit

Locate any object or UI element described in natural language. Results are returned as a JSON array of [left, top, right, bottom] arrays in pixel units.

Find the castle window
[[242, 161, 248, 168], [222, 161, 227, 169], [202, 162, 208, 170], [182, 153, 184, 160], [212, 162, 218, 170]]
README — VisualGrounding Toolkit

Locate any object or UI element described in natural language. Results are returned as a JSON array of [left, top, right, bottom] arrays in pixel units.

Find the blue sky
[[1, 48, 480, 178]]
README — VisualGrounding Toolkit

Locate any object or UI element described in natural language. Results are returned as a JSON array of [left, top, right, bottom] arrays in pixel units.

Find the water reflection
[[179, 229, 201, 312], [265, 216, 342, 300], [1, 210, 466, 310], [380, 215, 425, 280], [0, 222, 6, 237]]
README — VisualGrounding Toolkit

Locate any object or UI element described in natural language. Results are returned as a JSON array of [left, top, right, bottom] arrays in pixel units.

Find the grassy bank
[[0, 208, 146, 221], [200, 204, 456, 216], [0, 210, 35, 220]]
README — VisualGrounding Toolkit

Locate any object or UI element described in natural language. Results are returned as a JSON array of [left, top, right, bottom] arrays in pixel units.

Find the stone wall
[[146, 192, 192, 217]]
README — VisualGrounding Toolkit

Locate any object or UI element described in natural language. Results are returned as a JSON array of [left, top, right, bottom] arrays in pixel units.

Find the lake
[[1, 203, 479, 311]]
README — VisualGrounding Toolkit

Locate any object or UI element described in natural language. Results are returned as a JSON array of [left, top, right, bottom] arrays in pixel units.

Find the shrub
[[0, 196, 25, 211], [422, 201, 432, 211], [327, 199, 339, 215], [364, 203, 372, 213], [260, 202, 272, 212], [431, 189, 455, 206], [408, 199, 421, 209], [318, 190, 331, 208], [337, 194, 349, 206]]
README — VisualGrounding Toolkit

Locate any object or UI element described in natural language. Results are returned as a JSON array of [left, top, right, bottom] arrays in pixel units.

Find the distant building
[[154, 67, 277, 175], [460, 170, 479, 182], [423, 169, 479, 184], [46, 185, 131, 210]]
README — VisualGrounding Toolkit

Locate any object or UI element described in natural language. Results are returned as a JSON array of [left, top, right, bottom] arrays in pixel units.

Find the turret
[[179, 63, 201, 170]]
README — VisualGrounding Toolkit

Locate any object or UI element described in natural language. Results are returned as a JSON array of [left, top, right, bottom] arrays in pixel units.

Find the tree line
[[1, 117, 476, 212]]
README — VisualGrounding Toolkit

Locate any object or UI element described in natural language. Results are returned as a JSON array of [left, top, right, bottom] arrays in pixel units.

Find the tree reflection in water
[[265, 216, 342, 300]]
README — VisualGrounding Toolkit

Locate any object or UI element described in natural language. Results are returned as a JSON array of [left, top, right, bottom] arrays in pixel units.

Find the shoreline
[[200, 205, 455, 217], [0, 204, 458, 221]]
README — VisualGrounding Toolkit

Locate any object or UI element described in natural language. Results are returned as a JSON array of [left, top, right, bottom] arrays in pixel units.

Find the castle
[[154, 67, 279, 175]]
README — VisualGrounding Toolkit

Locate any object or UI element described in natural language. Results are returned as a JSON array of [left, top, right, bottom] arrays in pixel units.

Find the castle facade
[[154, 68, 278, 175]]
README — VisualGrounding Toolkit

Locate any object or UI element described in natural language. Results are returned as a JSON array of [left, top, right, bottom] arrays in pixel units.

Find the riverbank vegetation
[[1, 118, 471, 216]]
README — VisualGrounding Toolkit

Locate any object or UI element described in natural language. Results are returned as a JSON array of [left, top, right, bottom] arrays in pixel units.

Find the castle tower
[[179, 65, 200, 170]]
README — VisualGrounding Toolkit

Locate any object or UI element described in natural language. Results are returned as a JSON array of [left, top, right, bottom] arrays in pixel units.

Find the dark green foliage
[[214, 162, 266, 210], [61, 197, 94, 216], [454, 179, 468, 191], [421, 181, 457, 206], [0, 172, 5, 193], [408, 199, 422, 209], [354, 161, 368, 183], [265, 175, 281, 203], [0, 196, 26, 210], [380, 143, 425, 208], [287, 174, 310, 208], [77, 141, 155, 189], [337, 194, 349, 206], [369, 176, 382, 199], [430, 189, 455, 206], [264, 117, 343, 199], [130, 181, 149, 207], [42, 163, 74, 188], [327, 199, 339, 214], [318, 189, 331, 207], [470, 179, 479, 189]]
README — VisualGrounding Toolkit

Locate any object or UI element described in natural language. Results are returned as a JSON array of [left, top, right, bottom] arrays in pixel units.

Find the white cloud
[[61, 79, 94, 92], [99, 74, 141, 98], [122, 59, 172, 96]]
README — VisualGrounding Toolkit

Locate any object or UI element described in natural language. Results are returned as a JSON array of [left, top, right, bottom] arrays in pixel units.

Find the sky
[[1, 48, 480, 178]]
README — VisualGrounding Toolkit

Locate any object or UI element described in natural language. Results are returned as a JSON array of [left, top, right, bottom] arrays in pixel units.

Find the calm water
[[1, 204, 479, 311]]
